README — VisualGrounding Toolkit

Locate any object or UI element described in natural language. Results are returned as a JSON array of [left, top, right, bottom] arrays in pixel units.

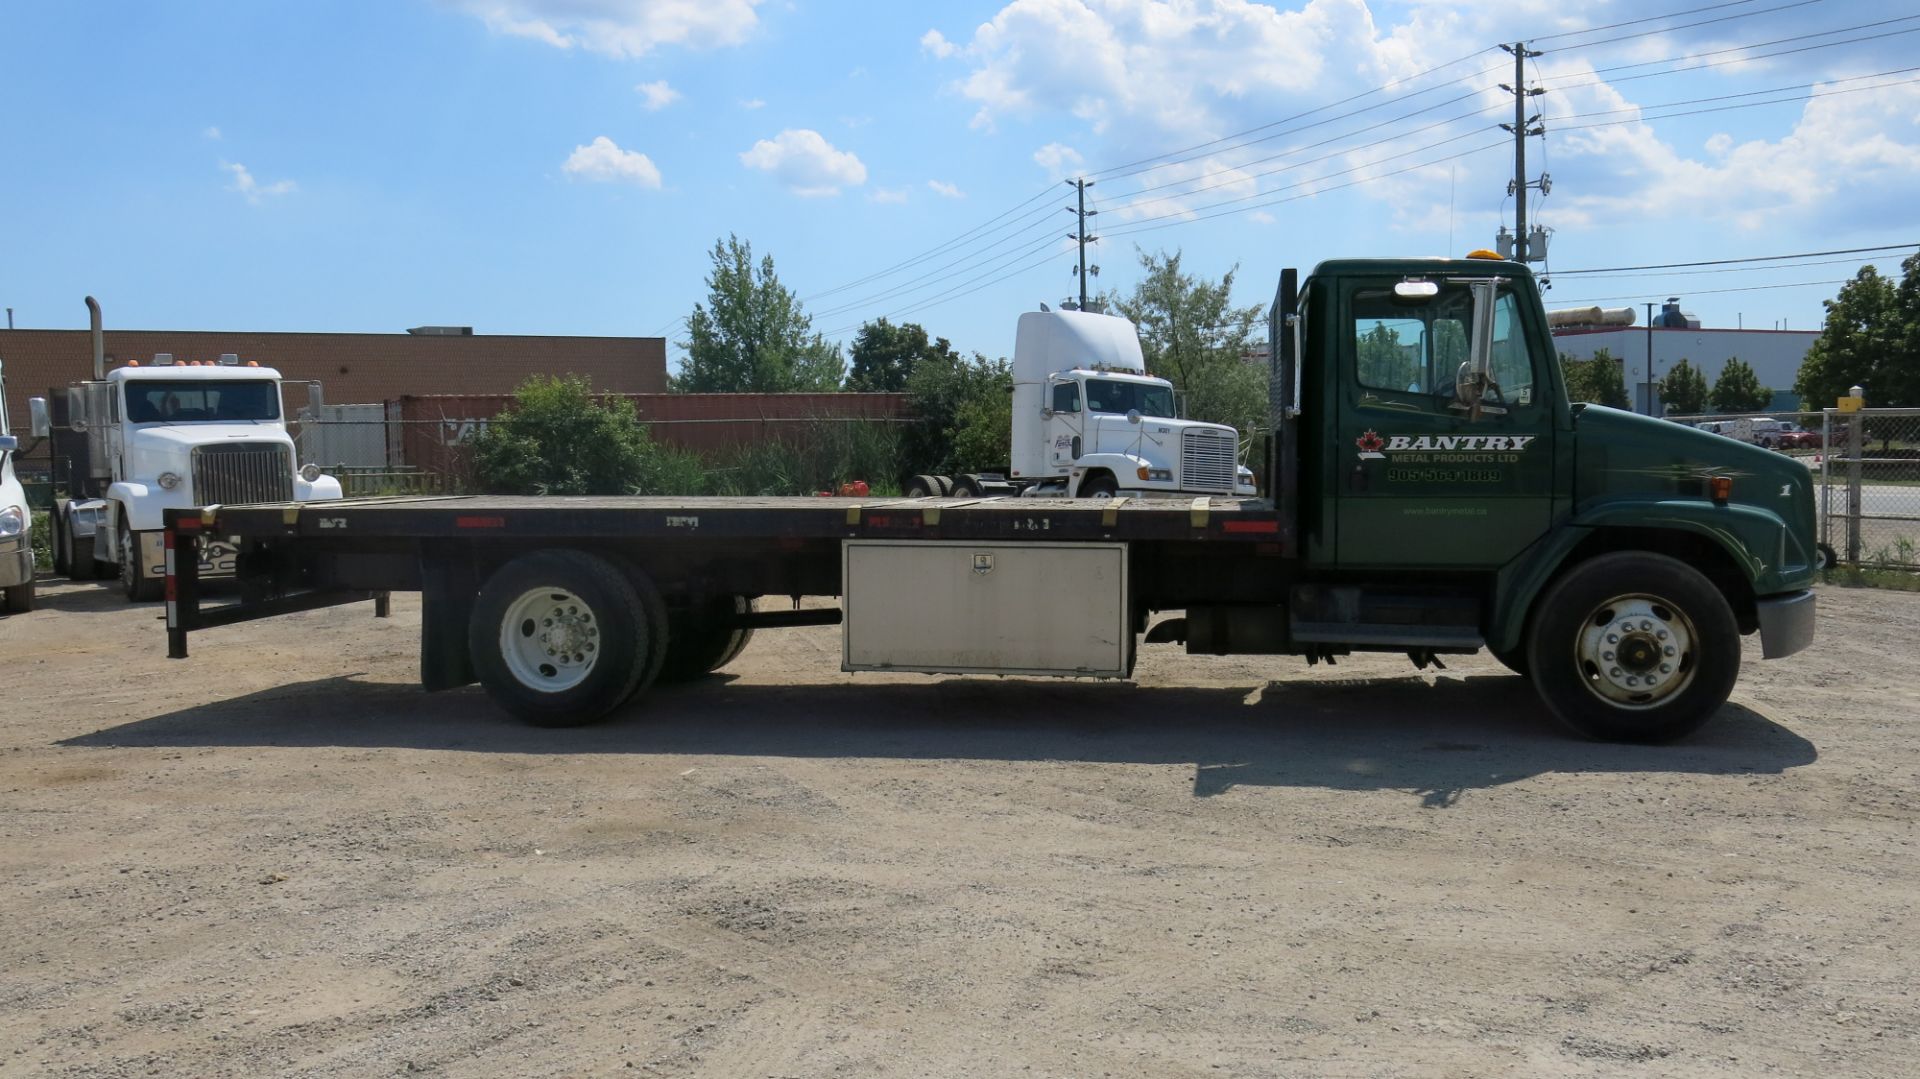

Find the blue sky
[[4, 0, 1918, 375]]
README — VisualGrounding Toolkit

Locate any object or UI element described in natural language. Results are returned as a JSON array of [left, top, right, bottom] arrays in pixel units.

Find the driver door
[[1335, 279, 1555, 567], [1047, 378, 1083, 470]]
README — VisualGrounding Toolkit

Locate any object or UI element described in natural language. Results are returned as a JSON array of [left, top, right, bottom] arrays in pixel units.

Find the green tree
[[1658, 358, 1709, 415], [1357, 322, 1419, 391], [902, 352, 1011, 476], [676, 234, 844, 392], [1796, 255, 1920, 409], [1560, 347, 1630, 408], [845, 318, 959, 392], [1105, 248, 1267, 430], [1709, 356, 1772, 413], [470, 375, 664, 496]]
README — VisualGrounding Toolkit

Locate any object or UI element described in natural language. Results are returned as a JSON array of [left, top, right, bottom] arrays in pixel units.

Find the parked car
[[1774, 421, 1822, 450]]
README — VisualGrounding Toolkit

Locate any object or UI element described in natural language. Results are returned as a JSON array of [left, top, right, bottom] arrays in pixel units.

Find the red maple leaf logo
[[1355, 429, 1385, 454]]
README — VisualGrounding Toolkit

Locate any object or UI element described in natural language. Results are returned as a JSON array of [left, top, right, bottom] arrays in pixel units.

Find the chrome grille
[[1181, 428, 1237, 492], [190, 443, 294, 505]]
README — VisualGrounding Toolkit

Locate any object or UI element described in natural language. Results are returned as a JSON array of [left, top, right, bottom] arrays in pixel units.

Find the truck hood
[[1573, 404, 1818, 588], [1089, 413, 1234, 452], [132, 424, 294, 453]]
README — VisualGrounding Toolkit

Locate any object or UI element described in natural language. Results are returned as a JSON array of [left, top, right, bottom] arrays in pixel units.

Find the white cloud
[[740, 98, 766, 110], [221, 161, 295, 204], [927, 179, 965, 199], [562, 135, 663, 187], [1032, 142, 1083, 179], [869, 187, 910, 204], [202, 126, 222, 141], [635, 80, 680, 110], [444, 0, 763, 58], [920, 28, 957, 58], [739, 129, 867, 197]]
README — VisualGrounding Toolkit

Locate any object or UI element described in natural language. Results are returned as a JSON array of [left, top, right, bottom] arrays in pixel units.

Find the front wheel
[[1077, 474, 1118, 498], [468, 550, 661, 727], [1525, 551, 1740, 743], [120, 522, 163, 602]]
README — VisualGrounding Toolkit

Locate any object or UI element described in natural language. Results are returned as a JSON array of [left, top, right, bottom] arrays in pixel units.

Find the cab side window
[[1488, 293, 1536, 406], [1051, 381, 1080, 413]]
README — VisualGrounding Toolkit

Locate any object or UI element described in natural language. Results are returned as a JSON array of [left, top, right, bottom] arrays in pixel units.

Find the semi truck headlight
[[300, 463, 322, 482], [0, 506, 22, 538], [1137, 467, 1172, 482], [157, 471, 182, 490]]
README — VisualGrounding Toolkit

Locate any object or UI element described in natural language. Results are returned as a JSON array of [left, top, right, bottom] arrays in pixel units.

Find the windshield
[[1083, 379, 1175, 418], [124, 380, 281, 423]]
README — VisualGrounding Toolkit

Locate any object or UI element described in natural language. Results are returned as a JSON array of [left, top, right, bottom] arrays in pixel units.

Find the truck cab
[[1010, 309, 1254, 498], [33, 310, 343, 602], [0, 359, 34, 613]]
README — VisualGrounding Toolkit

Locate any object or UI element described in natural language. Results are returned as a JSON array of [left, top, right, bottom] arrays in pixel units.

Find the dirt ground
[[1, 580, 1916, 1079]]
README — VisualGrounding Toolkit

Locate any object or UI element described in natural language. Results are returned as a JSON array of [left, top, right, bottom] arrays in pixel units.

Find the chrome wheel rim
[[500, 587, 600, 693], [1574, 593, 1697, 708]]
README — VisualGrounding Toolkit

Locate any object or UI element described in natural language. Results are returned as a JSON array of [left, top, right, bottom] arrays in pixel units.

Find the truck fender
[[1489, 501, 1796, 654], [1073, 452, 1149, 492], [106, 482, 161, 531], [296, 473, 344, 501]]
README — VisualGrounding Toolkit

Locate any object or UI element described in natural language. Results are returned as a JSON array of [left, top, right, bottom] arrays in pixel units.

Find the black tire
[[905, 474, 942, 498], [3, 581, 32, 615], [1525, 551, 1740, 743], [1077, 473, 1118, 498], [51, 509, 68, 577], [932, 474, 954, 496], [657, 595, 751, 683], [119, 518, 163, 602], [950, 474, 985, 498], [468, 550, 659, 728], [65, 513, 100, 581]]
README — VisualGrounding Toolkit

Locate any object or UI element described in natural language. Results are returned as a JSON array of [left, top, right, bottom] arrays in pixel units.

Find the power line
[[1533, 0, 1772, 42], [1553, 244, 1919, 276], [1564, 255, 1910, 281], [1552, 64, 1920, 123], [1550, 0, 1834, 52], [1548, 279, 1847, 304], [1552, 71, 1920, 132]]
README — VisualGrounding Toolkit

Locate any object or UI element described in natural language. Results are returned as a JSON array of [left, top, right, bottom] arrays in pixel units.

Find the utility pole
[[1065, 178, 1098, 310], [1498, 43, 1547, 262], [1644, 301, 1657, 416]]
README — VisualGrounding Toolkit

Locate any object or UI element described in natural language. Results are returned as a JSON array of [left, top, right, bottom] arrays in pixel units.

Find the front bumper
[[1756, 589, 1816, 659], [0, 537, 32, 589]]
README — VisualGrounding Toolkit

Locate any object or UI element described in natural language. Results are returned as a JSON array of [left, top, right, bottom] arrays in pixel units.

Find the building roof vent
[[406, 325, 474, 336]]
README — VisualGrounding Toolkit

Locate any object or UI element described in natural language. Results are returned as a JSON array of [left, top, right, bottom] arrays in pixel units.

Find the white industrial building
[[1550, 299, 1818, 415]]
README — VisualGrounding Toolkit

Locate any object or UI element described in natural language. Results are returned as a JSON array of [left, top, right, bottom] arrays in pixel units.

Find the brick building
[[0, 326, 667, 443]]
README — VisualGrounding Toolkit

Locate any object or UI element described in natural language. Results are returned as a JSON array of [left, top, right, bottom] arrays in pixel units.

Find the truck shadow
[[63, 672, 1817, 805]]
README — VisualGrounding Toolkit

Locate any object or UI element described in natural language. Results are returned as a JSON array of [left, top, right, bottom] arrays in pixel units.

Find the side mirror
[[28, 397, 51, 439], [0, 435, 17, 453], [1040, 407, 1054, 419], [1126, 409, 1142, 425], [1455, 280, 1500, 419]]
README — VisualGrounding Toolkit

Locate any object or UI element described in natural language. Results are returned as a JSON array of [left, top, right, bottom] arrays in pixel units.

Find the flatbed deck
[[196, 494, 1289, 544]]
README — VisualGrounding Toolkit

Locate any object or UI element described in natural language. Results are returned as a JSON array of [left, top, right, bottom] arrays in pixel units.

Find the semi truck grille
[[190, 443, 294, 505], [1181, 429, 1237, 492]]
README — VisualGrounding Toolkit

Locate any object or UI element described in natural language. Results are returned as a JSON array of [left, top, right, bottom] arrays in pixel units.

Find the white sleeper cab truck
[[0, 359, 34, 613], [30, 297, 342, 602], [904, 308, 1256, 499]]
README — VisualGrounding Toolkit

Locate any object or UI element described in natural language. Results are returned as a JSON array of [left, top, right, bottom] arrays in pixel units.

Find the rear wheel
[[51, 510, 68, 577], [658, 595, 752, 683], [950, 474, 985, 498], [1526, 551, 1739, 743], [905, 474, 943, 498], [468, 550, 660, 727]]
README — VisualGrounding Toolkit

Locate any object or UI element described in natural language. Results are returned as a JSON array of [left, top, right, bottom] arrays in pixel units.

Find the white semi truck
[[30, 297, 342, 602], [0, 358, 34, 613], [904, 309, 1257, 499]]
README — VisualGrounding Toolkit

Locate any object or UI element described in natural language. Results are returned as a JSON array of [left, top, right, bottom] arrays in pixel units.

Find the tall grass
[[632, 420, 907, 497]]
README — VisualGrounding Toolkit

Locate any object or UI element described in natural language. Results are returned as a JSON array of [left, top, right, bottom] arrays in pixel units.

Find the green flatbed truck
[[162, 255, 1817, 742]]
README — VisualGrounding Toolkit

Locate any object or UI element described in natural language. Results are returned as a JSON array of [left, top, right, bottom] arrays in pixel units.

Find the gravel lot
[[1, 580, 1916, 1078]]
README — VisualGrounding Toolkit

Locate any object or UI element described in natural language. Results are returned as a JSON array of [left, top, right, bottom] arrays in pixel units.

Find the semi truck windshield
[[1085, 380, 1175, 418], [125, 381, 281, 423]]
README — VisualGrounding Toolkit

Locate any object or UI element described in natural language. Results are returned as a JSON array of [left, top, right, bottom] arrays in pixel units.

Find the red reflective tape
[[164, 530, 175, 550], [455, 516, 507, 529], [1220, 519, 1281, 534], [165, 576, 177, 602], [176, 518, 202, 533]]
